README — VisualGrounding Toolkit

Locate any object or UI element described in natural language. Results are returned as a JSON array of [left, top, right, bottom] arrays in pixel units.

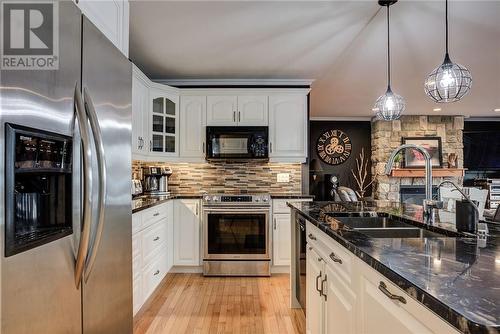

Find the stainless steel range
[[202, 194, 271, 276]]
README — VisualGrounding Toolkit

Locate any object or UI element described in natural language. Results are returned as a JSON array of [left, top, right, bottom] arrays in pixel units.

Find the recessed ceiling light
[[494, 108, 500, 112], [433, 108, 442, 112]]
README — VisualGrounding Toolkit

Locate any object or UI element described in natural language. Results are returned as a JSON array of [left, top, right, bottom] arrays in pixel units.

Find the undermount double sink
[[326, 213, 456, 238]]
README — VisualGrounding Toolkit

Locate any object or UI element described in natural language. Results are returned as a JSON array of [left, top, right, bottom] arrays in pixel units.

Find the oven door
[[204, 207, 270, 260], [206, 126, 268, 160]]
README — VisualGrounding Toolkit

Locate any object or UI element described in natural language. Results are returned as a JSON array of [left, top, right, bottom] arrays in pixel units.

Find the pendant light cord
[[445, 0, 449, 55], [387, 4, 391, 88]]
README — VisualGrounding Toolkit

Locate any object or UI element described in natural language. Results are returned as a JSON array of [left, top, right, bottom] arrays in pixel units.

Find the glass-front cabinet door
[[149, 87, 179, 156]]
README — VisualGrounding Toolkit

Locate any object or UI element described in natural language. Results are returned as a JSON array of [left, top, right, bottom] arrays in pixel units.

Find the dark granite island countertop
[[289, 201, 500, 334]]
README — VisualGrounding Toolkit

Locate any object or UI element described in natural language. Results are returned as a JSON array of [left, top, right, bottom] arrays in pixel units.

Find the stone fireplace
[[371, 116, 464, 202]]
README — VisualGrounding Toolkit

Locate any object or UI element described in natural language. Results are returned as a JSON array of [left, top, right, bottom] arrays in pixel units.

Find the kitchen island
[[289, 201, 499, 334]]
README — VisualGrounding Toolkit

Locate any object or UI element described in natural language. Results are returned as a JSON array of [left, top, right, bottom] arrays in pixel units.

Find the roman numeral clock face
[[316, 129, 352, 165]]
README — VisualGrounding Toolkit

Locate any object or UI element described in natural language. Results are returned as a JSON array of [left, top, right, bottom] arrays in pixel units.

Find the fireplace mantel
[[390, 168, 466, 178]]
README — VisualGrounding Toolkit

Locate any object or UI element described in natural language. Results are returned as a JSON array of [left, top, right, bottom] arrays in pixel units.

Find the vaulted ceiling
[[129, 1, 500, 118]]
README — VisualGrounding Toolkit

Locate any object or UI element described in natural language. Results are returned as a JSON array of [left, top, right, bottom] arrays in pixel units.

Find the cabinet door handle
[[153, 212, 160, 217], [202, 142, 205, 153], [308, 233, 316, 240], [238, 111, 241, 122], [233, 111, 236, 122], [153, 236, 160, 241], [273, 218, 277, 230], [153, 270, 160, 276], [321, 275, 328, 301], [329, 252, 343, 264], [149, 140, 152, 152], [270, 142, 273, 153], [315, 271, 322, 295], [378, 281, 407, 304], [196, 203, 199, 216]]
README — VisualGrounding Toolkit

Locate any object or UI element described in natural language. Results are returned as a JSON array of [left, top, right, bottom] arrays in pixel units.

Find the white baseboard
[[271, 265, 290, 274], [169, 265, 290, 275], [170, 266, 203, 274]]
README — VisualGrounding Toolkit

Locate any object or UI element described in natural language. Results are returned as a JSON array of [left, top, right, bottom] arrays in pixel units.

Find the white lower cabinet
[[324, 264, 356, 334], [306, 246, 325, 334], [272, 199, 311, 268], [273, 214, 292, 266], [305, 221, 460, 334], [132, 201, 173, 315], [173, 199, 201, 266]]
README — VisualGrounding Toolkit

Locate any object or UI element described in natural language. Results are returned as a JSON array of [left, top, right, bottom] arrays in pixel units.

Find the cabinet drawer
[[132, 236, 141, 280], [358, 259, 460, 334], [306, 221, 354, 286], [273, 198, 311, 214], [132, 212, 142, 235], [142, 204, 168, 230], [141, 222, 168, 266], [273, 199, 291, 214], [143, 250, 168, 300]]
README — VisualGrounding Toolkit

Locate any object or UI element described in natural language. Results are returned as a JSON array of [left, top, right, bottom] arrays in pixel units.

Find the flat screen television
[[463, 131, 500, 170]]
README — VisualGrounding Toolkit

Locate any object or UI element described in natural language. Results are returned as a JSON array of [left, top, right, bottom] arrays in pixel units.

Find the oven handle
[[203, 207, 270, 213]]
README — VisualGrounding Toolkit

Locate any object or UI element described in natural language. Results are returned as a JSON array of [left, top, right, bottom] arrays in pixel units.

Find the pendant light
[[373, 0, 405, 121], [424, 0, 472, 103]]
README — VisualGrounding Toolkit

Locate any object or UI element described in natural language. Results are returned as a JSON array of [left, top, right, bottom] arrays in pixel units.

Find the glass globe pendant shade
[[373, 87, 406, 121], [424, 54, 472, 103]]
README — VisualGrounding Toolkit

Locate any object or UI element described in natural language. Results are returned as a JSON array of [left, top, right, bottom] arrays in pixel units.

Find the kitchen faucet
[[385, 144, 440, 219]]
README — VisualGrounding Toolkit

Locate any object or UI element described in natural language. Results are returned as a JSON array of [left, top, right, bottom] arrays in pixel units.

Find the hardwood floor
[[134, 273, 305, 334]]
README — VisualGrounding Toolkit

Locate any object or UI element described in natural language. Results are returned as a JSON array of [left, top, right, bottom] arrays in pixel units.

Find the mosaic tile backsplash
[[132, 160, 302, 195]]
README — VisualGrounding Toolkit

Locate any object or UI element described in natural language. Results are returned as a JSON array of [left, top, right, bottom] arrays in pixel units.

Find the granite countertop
[[270, 194, 314, 199], [132, 193, 314, 213], [289, 201, 500, 334], [132, 194, 203, 213]]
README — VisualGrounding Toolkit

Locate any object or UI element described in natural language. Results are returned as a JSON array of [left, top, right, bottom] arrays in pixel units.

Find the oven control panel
[[203, 194, 270, 205]]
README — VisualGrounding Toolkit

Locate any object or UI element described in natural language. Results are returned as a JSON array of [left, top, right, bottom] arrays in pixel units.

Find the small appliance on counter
[[142, 166, 172, 195], [132, 179, 143, 197]]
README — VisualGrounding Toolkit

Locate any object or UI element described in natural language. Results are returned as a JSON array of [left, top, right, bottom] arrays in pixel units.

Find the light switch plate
[[277, 173, 290, 183]]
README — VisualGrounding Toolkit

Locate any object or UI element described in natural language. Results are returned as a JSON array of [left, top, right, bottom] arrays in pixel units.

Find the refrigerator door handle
[[82, 88, 108, 282], [74, 85, 93, 288]]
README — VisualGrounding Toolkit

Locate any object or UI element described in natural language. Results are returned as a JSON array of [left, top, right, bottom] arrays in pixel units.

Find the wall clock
[[316, 129, 352, 165]]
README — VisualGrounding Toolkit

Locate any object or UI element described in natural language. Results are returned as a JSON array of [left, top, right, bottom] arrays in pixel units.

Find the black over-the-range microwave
[[206, 126, 269, 160]]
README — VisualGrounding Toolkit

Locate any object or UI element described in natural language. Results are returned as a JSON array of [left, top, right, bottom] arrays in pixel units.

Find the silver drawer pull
[[153, 236, 160, 241], [153, 213, 160, 217], [308, 233, 316, 240], [378, 281, 407, 304], [153, 270, 160, 276], [329, 252, 342, 264]]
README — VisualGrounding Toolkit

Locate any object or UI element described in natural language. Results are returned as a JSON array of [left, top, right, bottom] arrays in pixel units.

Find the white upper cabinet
[[132, 66, 149, 158], [180, 96, 206, 158], [149, 86, 179, 157], [207, 95, 269, 126], [237, 95, 268, 126], [269, 95, 307, 161], [76, 0, 129, 56], [207, 96, 238, 126]]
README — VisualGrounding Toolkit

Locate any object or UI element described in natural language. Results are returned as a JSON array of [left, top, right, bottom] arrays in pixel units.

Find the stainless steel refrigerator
[[0, 2, 132, 333]]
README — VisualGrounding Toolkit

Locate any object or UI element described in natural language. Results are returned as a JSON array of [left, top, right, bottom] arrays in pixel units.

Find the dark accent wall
[[309, 121, 372, 200], [463, 120, 500, 185]]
